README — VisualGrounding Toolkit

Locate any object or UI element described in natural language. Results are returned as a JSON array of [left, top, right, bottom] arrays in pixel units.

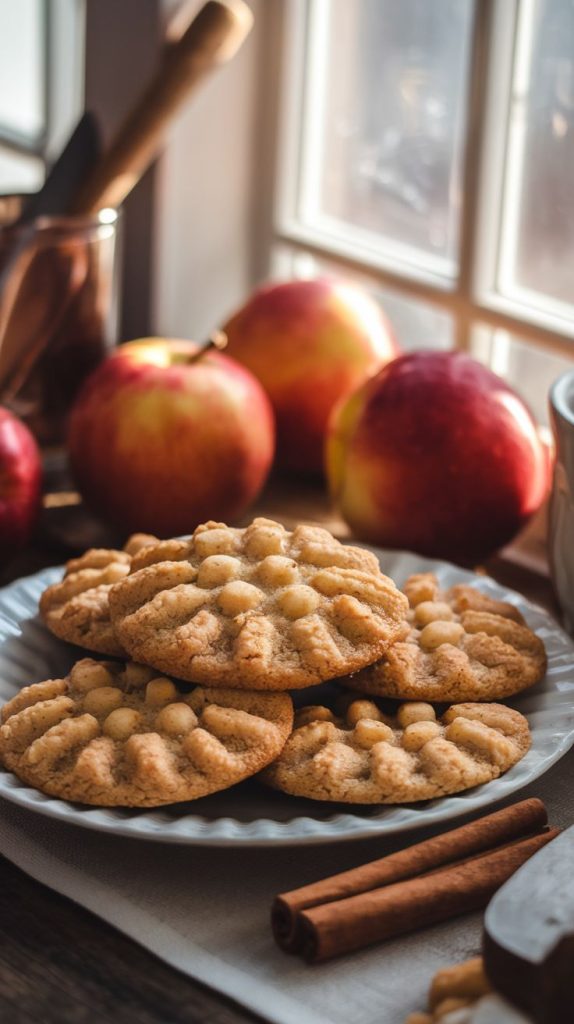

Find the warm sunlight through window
[[275, 0, 574, 425]]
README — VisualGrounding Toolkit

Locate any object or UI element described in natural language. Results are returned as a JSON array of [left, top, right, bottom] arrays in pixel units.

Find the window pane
[[371, 289, 454, 351], [271, 244, 455, 351], [0, 0, 45, 141], [470, 327, 574, 427], [299, 0, 475, 278], [499, 0, 574, 316], [0, 146, 43, 193]]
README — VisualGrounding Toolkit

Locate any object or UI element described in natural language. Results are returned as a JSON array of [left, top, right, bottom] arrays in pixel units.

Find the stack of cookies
[[0, 518, 546, 809]]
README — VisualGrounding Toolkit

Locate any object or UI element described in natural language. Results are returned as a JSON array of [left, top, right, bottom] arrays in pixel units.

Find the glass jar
[[0, 196, 120, 446]]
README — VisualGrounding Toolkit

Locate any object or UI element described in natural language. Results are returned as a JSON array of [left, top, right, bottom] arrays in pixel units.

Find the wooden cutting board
[[483, 825, 574, 1024]]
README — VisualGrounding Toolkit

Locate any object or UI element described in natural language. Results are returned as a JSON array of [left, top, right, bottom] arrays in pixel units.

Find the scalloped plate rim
[[0, 551, 573, 847]]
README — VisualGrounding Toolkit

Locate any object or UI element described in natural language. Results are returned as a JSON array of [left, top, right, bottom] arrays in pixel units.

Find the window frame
[[0, 0, 85, 184], [274, 0, 574, 360]]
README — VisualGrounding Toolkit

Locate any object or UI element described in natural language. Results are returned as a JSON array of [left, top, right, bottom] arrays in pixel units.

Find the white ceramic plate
[[1, 552, 573, 847]]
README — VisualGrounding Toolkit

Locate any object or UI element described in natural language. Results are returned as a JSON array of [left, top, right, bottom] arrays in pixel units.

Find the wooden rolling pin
[[70, 0, 253, 214]]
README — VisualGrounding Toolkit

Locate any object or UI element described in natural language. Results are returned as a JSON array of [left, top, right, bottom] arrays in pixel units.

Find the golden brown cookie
[[107, 518, 409, 690], [404, 573, 526, 624], [263, 697, 531, 803], [0, 658, 293, 807], [347, 573, 546, 703], [40, 534, 158, 656]]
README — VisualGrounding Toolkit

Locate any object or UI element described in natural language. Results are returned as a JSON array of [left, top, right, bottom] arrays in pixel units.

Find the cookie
[[263, 697, 531, 803], [0, 658, 293, 807], [40, 534, 158, 656], [404, 573, 526, 624], [347, 573, 546, 703], [108, 518, 409, 690]]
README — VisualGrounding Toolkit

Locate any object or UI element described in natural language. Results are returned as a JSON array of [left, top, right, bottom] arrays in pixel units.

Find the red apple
[[67, 338, 275, 536], [0, 407, 42, 560], [327, 351, 550, 563], [224, 277, 398, 474]]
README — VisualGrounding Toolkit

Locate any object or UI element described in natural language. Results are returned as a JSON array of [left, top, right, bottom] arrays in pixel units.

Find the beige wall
[[153, 0, 282, 341], [84, 0, 163, 340], [85, 0, 283, 343]]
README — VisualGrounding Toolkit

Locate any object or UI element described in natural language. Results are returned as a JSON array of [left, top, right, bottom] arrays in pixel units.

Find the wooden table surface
[[0, 474, 560, 1024]]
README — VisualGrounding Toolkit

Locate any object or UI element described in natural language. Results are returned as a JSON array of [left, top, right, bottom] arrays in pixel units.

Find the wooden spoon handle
[[70, 0, 253, 215]]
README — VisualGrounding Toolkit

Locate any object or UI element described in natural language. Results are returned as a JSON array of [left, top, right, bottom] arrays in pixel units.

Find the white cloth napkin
[[1, 750, 571, 1024]]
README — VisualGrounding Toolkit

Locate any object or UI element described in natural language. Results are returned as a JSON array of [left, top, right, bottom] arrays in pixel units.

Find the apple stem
[[187, 330, 228, 363]]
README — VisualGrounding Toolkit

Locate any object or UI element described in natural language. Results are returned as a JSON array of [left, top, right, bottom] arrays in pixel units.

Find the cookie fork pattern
[[348, 573, 546, 703], [0, 658, 293, 807], [40, 534, 158, 657], [264, 697, 531, 803], [108, 518, 409, 690]]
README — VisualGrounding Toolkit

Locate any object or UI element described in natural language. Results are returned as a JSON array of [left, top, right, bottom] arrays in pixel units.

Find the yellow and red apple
[[0, 407, 42, 561], [68, 338, 275, 537], [224, 277, 398, 475], [327, 351, 550, 563]]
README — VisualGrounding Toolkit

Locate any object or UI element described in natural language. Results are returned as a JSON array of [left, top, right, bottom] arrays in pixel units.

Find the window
[[275, 0, 574, 426], [0, 0, 83, 195]]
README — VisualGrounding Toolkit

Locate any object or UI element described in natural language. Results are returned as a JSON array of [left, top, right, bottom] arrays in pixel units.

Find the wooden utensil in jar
[[70, 0, 253, 215]]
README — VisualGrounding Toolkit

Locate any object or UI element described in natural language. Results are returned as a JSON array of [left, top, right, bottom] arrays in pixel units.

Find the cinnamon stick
[[299, 828, 559, 963], [272, 798, 547, 953]]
